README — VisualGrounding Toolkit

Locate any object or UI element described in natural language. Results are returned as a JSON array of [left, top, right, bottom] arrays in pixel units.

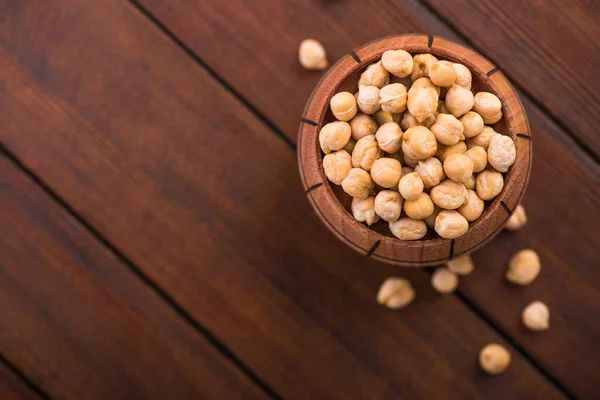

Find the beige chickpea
[[389, 217, 427, 240], [429, 60, 457, 87], [323, 150, 352, 185], [430, 179, 468, 210], [403, 152, 419, 168], [401, 110, 435, 130], [522, 301, 550, 331], [356, 85, 381, 115], [410, 53, 438, 81], [398, 172, 424, 201], [452, 63, 472, 89], [342, 168, 374, 199], [404, 192, 434, 220], [467, 126, 498, 150], [374, 190, 403, 222], [298, 39, 328, 70], [430, 113, 464, 145], [460, 111, 484, 138], [473, 92, 503, 124], [411, 77, 440, 95], [343, 138, 356, 154], [371, 157, 402, 188], [444, 153, 474, 184], [352, 135, 381, 171], [359, 61, 390, 88], [350, 113, 378, 140], [437, 101, 449, 114], [407, 82, 439, 123], [464, 146, 488, 173], [330, 92, 358, 121], [424, 205, 442, 228], [381, 49, 414, 78], [505, 204, 527, 231], [475, 170, 504, 200], [377, 277, 415, 309], [435, 210, 469, 239], [506, 249, 540, 286], [373, 110, 401, 126], [479, 343, 511, 375], [447, 254, 474, 276], [464, 174, 475, 190], [379, 83, 408, 113], [487, 134, 516, 173], [431, 267, 459, 293], [402, 166, 414, 176], [435, 141, 467, 162], [351, 196, 379, 226], [458, 189, 485, 222], [415, 157, 445, 188], [375, 122, 403, 153], [402, 126, 437, 160], [319, 121, 351, 154], [445, 84, 474, 118]]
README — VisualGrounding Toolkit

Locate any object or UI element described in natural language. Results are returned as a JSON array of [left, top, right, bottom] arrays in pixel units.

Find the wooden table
[[0, 1, 598, 399]]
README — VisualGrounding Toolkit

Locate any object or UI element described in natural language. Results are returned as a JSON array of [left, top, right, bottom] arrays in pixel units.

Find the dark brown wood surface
[[0, 0, 597, 399], [0, 362, 41, 400]]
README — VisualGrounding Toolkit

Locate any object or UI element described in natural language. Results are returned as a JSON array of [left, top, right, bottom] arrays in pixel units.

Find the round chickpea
[[371, 157, 402, 188], [389, 217, 428, 240], [356, 85, 381, 115], [444, 153, 474, 184], [506, 249, 540, 286], [464, 146, 488, 172], [415, 157, 445, 188], [319, 121, 351, 154], [352, 135, 381, 171], [431, 267, 459, 293], [435, 210, 469, 239], [374, 190, 403, 222], [350, 113, 378, 140], [447, 254, 474, 275], [479, 344, 511, 375], [458, 189, 485, 221], [375, 122, 403, 153], [475, 170, 504, 200], [487, 134, 516, 173], [430, 113, 464, 145], [323, 150, 352, 185], [430, 179, 468, 210], [298, 39, 328, 70], [522, 301, 550, 331], [452, 63, 472, 89], [402, 126, 437, 160], [473, 92, 503, 124], [429, 60, 457, 87], [342, 168, 374, 199], [404, 192, 434, 219], [460, 111, 484, 138], [398, 172, 424, 201], [351, 196, 379, 226], [505, 204, 527, 231], [403, 152, 419, 168], [435, 141, 467, 162], [445, 84, 473, 118], [467, 126, 498, 150], [381, 49, 414, 78], [407, 87, 438, 124], [330, 92, 357, 121], [377, 277, 415, 309], [410, 53, 438, 81], [379, 83, 408, 113], [359, 61, 390, 88]]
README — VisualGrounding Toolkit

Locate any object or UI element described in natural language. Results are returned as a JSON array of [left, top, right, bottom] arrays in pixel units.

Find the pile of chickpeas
[[319, 49, 516, 240]]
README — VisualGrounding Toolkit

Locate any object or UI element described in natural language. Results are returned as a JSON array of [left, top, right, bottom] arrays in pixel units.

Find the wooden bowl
[[298, 35, 532, 267]]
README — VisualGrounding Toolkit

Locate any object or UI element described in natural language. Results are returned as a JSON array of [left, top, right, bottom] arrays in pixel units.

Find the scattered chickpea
[[435, 210, 469, 239], [458, 189, 485, 221], [464, 174, 476, 190], [359, 61, 390, 88], [475, 170, 504, 200], [342, 168, 375, 199], [399, 172, 424, 201], [415, 157, 445, 188], [430, 113, 464, 145], [371, 157, 402, 188], [479, 343, 511, 375], [352, 135, 381, 171], [436, 141, 467, 162], [505, 204, 527, 231], [323, 150, 352, 185], [522, 301, 550, 331], [381, 49, 414, 78], [424, 205, 442, 228], [350, 113, 378, 140], [377, 277, 415, 309], [460, 111, 484, 138], [356, 85, 381, 115], [430, 179, 468, 210], [404, 192, 434, 219], [429, 60, 457, 87], [464, 146, 488, 173], [351, 196, 379, 226], [487, 134, 516, 173], [389, 217, 428, 240], [319, 121, 351, 154], [445, 84, 474, 118], [467, 126, 498, 150], [375, 122, 403, 153], [444, 153, 474, 184], [379, 83, 408, 113], [473, 92, 503, 124], [330, 92, 358, 121], [343, 138, 356, 154], [374, 110, 401, 126], [410, 53, 438, 81], [431, 267, 459, 294], [402, 126, 437, 160], [447, 254, 474, 276], [298, 39, 328, 70], [506, 249, 541, 286], [374, 190, 403, 222], [452, 63, 472, 89]]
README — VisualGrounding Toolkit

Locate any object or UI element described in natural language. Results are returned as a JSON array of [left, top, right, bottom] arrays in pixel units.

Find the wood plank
[[124, 0, 600, 397], [0, 1, 569, 399], [0, 362, 41, 400], [0, 158, 267, 399]]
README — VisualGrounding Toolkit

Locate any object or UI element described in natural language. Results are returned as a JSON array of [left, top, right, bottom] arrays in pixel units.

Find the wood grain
[[0, 1, 568, 399], [0, 158, 267, 399], [0, 362, 41, 400]]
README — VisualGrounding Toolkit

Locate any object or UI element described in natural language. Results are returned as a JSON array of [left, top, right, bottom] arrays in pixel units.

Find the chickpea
[[351, 196, 379, 226], [444, 153, 474, 184], [447, 254, 474, 276], [373, 110, 401, 126], [460, 111, 484, 138], [475, 170, 504, 200], [374, 190, 403, 222], [402, 126, 437, 160], [506, 249, 540, 286], [404, 192, 434, 219], [479, 343, 511, 375], [505, 204, 527, 231], [431, 267, 459, 293], [429, 60, 457, 87], [359, 60, 390, 88], [467, 126, 498, 150], [407, 81, 439, 123], [356, 85, 381, 115], [452, 63, 472, 89], [445, 84, 473, 118], [435, 210, 469, 239], [401, 110, 435, 130], [415, 157, 445, 188], [377, 277, 415, 309], [398, 172, 424, 201], [430, 113, 464, 145], [375, 122, 403, 153], [330, 92, 358, 121], [350, 113, 378, 140], [410, 53, 438, 81], [473, 92, 503, 124], [424, 205, 442, 228], [323, 150, 352, 185], [381, 49, 414, 78], [437, 101, 449, 114], [342, 168, 375, 199], [487, 134, 516, 173], [402, 166, 414, 176], [464, 174, 476, 190], [403, 153, 418, 168], [343, 138, 356, 154], [430, 179, 468, 210], [371, 157, 402, 188], [435, 141, 467, 162], [319, 121, 351, 154], [411, 77, 441, 96], [464, 146, 488, 173], [522, 301, 550, 331], [379, 83, 408, 113], [389, 217, 428, 240], [458, 189, 485, 221], [352, 135, 381, 171], [298, 39, 328, 70]]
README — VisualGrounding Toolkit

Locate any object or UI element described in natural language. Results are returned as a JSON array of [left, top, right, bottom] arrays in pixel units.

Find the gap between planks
[[0, 352, 52, 400]]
